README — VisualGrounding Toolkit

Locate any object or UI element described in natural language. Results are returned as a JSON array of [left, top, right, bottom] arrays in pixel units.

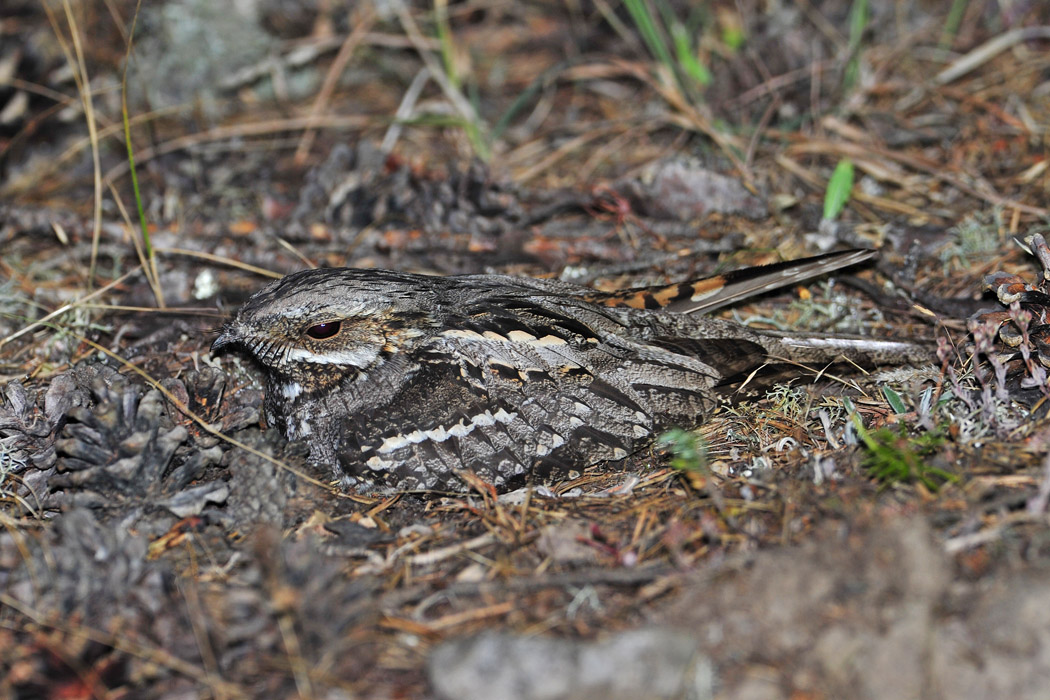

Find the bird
[[211, 249, 925, 492]]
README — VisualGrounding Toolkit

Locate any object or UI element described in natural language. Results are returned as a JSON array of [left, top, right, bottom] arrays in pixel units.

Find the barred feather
[[213, 249, 922, 491]]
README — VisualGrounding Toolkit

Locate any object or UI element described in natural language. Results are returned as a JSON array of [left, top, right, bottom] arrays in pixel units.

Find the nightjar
[[212, 250, 922, 492]]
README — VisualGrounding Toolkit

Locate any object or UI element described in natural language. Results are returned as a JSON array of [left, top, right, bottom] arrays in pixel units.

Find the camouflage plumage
[[212, 250, 922, 492]]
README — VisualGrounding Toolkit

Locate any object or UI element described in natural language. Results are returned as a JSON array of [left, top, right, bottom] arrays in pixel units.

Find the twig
[[381, 67, 432, 154], [390, 0, 481, 132], [379, 564, 676, 610], [294, 7, 377, 165], [154, 247, 283, 279], [408, 531, 498, 567], [942, 512, 1050, 555], [40, 2, 104, 288], [1027, 452, 1050, 515], [0, 268, 140, 350], [102, 115, 372, 185], [177, 577, 231, 700], [785, 140, 1049, 218], [936, 26, 1050, 85]]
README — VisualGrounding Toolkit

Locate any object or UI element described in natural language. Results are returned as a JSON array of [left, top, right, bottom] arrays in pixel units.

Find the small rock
[[428, 627, 714, 700]]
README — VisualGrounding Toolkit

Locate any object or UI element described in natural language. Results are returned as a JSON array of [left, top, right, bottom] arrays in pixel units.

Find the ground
[[2, 1, 1050, 698]]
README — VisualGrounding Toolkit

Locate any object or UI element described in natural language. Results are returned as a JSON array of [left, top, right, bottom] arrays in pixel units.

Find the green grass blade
[[121, 99, 149, 260], [658, 428, 708, 472], [823, 159, 854, 220], [882, 386, 907, 414], [670, 20, 710, 86], [940, 0, 970, 48], [120, 0, 149, 261], [843, 0, 869, 91], [623, 0, 676, 76], [491, 62, 565, 143], [433, 0, 459, 90]]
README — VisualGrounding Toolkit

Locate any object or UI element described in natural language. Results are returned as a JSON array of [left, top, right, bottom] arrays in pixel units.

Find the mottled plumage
[[212, 250, 920, 492]]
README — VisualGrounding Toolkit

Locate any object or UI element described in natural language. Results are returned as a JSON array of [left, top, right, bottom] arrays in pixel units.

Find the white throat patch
[[285, 346, 379, 368]]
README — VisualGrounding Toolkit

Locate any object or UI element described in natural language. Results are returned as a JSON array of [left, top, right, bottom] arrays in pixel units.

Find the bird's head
[[212, 268, 436, 396]]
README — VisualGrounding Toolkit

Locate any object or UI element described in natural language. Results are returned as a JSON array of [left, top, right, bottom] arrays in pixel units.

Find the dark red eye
[[305, 321, 341, 339]]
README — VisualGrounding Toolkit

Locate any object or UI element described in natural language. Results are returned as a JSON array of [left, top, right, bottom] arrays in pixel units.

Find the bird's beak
[[211, 325, 239, 354]]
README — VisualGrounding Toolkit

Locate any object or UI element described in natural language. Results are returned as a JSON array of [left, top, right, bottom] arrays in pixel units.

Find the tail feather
[[588, 248, 936, 369], [585, 249, 876, 315], [757, 331, 936, 367]]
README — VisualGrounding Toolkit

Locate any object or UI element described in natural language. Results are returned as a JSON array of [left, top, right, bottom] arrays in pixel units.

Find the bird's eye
[[305, 321, 341, 339]]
